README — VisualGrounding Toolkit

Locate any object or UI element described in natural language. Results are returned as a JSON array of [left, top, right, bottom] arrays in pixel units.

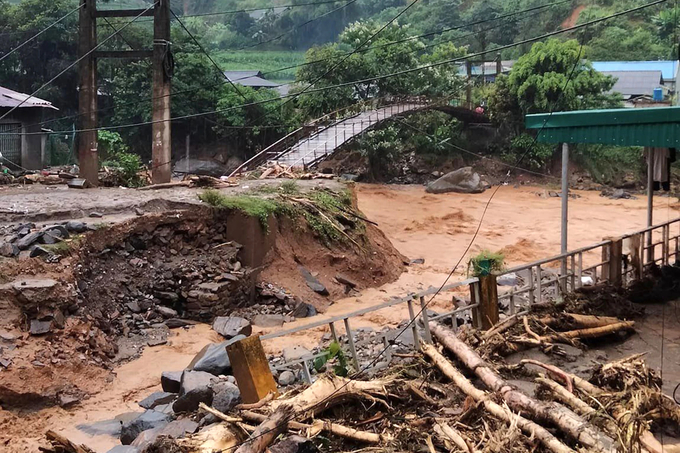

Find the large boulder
[[173, 157, 230, 177], [120, 410, 172, 445], [138, 391, 176, 410], [426, 167, 485, 194], [179, 370, 215, 395], [211, 381, 241, 413], [212, 317, 251, 339], [187, 335, 246, 375]]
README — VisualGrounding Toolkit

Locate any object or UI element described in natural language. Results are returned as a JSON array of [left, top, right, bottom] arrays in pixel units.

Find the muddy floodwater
[[3, 183, 680, 452]]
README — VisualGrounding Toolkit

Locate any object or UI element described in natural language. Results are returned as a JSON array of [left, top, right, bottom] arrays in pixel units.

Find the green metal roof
[[525, 107, 680, 147]]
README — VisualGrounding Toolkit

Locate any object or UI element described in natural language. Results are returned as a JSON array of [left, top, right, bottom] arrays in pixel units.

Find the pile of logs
[[45, 315, 677, 453]]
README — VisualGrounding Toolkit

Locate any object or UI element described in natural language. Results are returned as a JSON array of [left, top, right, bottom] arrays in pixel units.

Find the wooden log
[[541, 321, 635, 343], [235, 404, 294, 453], [422, 344, 575, 453], [45, 431, 96, 453], [198, 402, 243, 423], [482, 313, 519, 340], [241, 410, 383, 443], [434, 421, 478, 453], [430, 322, 616, 452]]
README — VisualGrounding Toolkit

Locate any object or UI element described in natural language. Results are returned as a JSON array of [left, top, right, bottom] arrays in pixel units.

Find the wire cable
[[0, 3, 83, 63], [0, 2, 158, 124]]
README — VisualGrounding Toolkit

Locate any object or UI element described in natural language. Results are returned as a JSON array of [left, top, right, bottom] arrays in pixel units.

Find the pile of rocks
[[0, 220, 92, 258]]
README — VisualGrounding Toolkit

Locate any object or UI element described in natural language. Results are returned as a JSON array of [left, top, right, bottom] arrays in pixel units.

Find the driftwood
[[268, 374, 390, 417], [430, 322, 616, 452], [422, 344, 575, 453], [236, 391, 275, 410], [434, 421, 479, 453], [241, 410, 383, 444], [521, 359, 574, 393], [541, 321, 635, 343], [482, 314, 520, 340], [235, 404, 294, 453], [540, 313, 624, 329], [44, 431, 96, 453], [199, 402, 244, 423]]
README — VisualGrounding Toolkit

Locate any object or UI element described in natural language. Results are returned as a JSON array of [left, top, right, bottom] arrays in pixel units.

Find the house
[[599, 70, 665, 104], [0, 86, 57, 170], [592, 61, 678, 104], [224, 71, 281, 90]]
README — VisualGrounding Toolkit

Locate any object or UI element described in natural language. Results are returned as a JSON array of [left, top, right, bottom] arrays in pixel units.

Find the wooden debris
[[43, 431, 96, 453], [235, 404, 294, 453]]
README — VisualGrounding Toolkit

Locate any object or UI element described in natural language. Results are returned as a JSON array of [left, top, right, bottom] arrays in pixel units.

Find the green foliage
[[199, 190, 282, 229], [313, 341, 350, 377], [280, 180, 299, 195], [99, 131, 144, 187], [502, 134, 555, 171], [469, 250, 505, 277], [573, 145, 644, 185]]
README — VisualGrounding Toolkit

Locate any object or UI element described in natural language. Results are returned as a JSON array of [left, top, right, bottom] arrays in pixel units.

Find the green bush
[[199, 190, 282, 230], [502, 134, 554, 171], [99, 131, 144, 187]]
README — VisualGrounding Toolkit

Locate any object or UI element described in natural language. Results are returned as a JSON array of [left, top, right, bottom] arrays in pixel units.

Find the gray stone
[[156, 306, 178, 318], [120, 410, 172, 445], [126, 301, 142, 313], [497, 272, 519, 287], [89, 211, 104, 218], [107, 447, 140, 453], [43, 225, 70, 239], [134, 207, 145, 216], [0, 242, 19, 257], [30, 246, 51, 258], [174, 157, 230, 177], [335, 274, 357, 288], [179, 370, 215, 395], [65, 221, 88, 233], [282, 346, 312, 363], [29, 319, 52, 335], [299, 267, 328, 295], [156, 291, 179, 303], [16, 231, 43, 250], [165, 318, 197, 329], [212, 316, 252, 339], [172, 386, 213, 413], [410, 258, 425, 265], [131, 418, 198, 447], [40, 233, 62, 245], [290, 302, 317, 319], [161, 370, 183, 393], [212, 381, 241, 413], [147, 337, 168, 347], [188, 335, 246, 375], [426, 167, 485, 194], [0, 330, 16, 342], [138, 391, 176, 409], [252, 314, 285, 328], [278, 371, 296, 386]]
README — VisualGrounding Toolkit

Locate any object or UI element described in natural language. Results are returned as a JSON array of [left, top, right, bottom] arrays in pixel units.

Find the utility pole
[[78, 1, 172, 186], [152, 0, 172, 184], [78, 0, 98, 186]]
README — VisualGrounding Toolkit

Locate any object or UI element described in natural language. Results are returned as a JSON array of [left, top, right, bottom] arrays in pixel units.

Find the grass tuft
[[199, 190, 281, 230]]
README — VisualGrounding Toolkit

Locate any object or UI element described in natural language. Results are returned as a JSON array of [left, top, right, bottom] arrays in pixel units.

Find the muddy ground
[[1, 181, 680, 451]]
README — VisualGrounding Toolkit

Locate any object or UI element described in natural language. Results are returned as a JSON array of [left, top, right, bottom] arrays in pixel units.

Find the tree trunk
[[422, 344, 575, 453], [430, 322, 616, 452], [541, 321, 635, 343], [235, 404, 294, 453]]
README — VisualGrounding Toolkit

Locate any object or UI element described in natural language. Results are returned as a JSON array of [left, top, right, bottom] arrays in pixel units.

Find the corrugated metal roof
[[601, 70, 663, 97], [224, 71, 280, 88], [0, 86, 57, 109], [592, 61, 678, 81], [525, 107, 680, 147]]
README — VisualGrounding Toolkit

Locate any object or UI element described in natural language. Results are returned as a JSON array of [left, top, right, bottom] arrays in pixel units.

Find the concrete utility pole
[[152, 0, 172, 184], [78, 0, 98, 186], [78, 0, 172, 186], [561, 143, 569, 289]]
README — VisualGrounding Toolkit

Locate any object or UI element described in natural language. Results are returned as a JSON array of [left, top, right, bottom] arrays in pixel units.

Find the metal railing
[[261, 213, 680, 383]]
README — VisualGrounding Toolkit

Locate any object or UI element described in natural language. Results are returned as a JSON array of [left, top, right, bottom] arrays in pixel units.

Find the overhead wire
[[0, 0, 569, 136], [0, 2, 159, 124], [0, 3, 83, 63]]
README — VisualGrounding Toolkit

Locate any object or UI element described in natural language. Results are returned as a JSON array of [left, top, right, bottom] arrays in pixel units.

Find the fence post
[[420, 295, 433, 343], [343, 318, 360, 371], [608, 238, 623, 287], [629, 233, 643, 281], [476, 275, 499, 330], [601, 242, 611, 284]]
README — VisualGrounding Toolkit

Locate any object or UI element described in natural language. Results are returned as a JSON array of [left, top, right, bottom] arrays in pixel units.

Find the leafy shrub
[[313, 341, 349, 377], [99, 131, 144, 187], [502, 133, 554, 171]]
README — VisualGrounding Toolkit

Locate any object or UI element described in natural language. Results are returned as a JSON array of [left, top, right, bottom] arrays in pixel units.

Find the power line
[[0, 3, 158, 124], [0, 0, 667, 137], [0, 0, 568, 136], [0, 3, 83, 63]]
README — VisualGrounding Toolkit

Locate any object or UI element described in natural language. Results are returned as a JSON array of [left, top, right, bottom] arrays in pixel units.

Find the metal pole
[[647, 149, 654, 262], [343, 318, 360, 371], [78, 0, 98, 186], [152, 0, 172, 183], [185, 134, 190, 163], [561, 143, 569, 290]]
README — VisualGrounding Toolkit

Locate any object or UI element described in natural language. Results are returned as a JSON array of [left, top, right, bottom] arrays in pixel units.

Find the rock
[[131, 419, 198, 448], [211, 381, 241, 413], [39, 232, 62, 245], [335, 274, 357, 288], [126, 301, 142, 313], [497, 272, 519, 287], [43, 225, 70, 239], [15, 231, 43, 250], [278, 371, 296, 386], [173, 386, 213, 413], [139, 391, 176, 410], [107, 447, 140, 453], [426, 167, 485, 194], [58, 392, 81, 407], [212, 317, 252, 339], [252, 314, 285, 328], [156, 306, 178, 318], [0, 330, 16, 342], [120, 410, 172, 445], [89, 212, 104, 218], [188, 335, 246, 375], [134, 207, 145, 216], [0, 242, 19, 257], [282, 346, 312, 363], [179, 370, 215, 395], [269, 436, 319, 453], [29, 319, 52, 335], [65, 221, 88, 233], [610, 189, 635, 200], [290, 301, 317, 319], [174, 157, 230, 177], [156, 291, 180, 303], [147, 337, 168, 347], [165, 318, 197, 329], [30, 246, 51, 258], [161, 371, 183, 393], [410, 258, 425, 265], [299, 267, 329, 295]]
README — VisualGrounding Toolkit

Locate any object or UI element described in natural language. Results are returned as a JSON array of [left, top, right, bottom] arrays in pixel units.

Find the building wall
[[0, 107, 45, 170]]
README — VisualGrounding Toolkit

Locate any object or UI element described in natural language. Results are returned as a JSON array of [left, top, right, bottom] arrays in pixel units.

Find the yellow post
[[226, 336, 279, 404]]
